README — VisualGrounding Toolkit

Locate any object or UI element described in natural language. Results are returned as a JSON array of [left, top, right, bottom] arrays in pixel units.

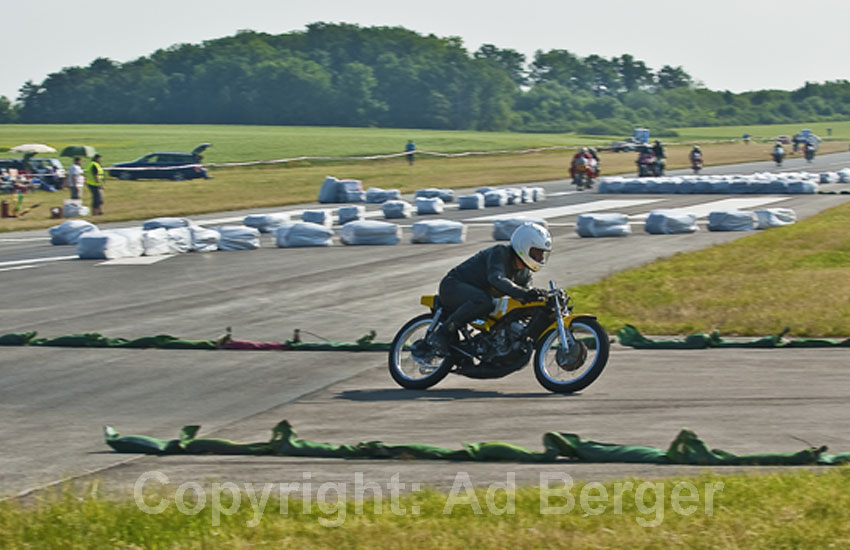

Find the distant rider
[[651, 140, 666, 176], [588, 147, 600, 175], [773, 142, 785, 159], [570, 147, 597, 179], [427, 223, 552, 355], [689, 145, 702, 164]]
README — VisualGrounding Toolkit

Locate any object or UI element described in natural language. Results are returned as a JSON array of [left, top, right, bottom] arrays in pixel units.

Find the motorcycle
[[772, 148, 785, 167], [388, 282, 610, 393], [690, 153, 703, 174], [571, 157, 598, 191], [804, 144, 816, 163], [636, 151, 663, 177]]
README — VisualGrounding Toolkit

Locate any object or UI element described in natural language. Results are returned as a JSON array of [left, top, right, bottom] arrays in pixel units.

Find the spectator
[[69, 157, 85, 200], [87, 154, 105, 215], [405, 140, 416, 166]]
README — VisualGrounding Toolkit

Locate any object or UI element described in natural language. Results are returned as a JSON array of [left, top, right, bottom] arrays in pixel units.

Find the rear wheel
[[118, 171, 134, 181], [388, 314, 452, 390], [533, 318, 609, 393], [171, 172, 186, 181]]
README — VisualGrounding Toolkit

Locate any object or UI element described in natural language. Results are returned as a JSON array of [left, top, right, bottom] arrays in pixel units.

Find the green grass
[[3, 470, 850, 549], [673, 120, 850, 141], [0, 124, 609, 164], [571, 201, 850, 337]]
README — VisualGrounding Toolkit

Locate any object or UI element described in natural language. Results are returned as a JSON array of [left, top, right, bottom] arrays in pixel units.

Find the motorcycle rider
[[804, 140, 816, 161], [426, 223, 552, 355], [652, 140, 666, 175], [570, 147, 596, 180], [773, 141, 785, 164], [588, 147, 600, 175], [689, 145, 702, 164]]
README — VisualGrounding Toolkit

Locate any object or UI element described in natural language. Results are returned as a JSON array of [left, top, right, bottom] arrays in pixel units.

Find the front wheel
[[533, 318, 609, 393], [388, 313, 452, 390], [573, 172, 585, 190]]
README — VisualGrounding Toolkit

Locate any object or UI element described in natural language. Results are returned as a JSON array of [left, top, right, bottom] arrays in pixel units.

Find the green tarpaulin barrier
[[0, 330, 389, 352], [104, 420, 850, 465], [617, 325, 850, 350], [4, 326, 847, 352]]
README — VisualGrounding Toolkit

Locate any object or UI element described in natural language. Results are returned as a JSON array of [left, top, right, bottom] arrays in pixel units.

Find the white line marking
[[0, 237, 50, 243], [96, 255, 176, 266], [0, 255, 77, 268], [0, 265, 37, 273], [465, 199, 665, 221], [630, 197, 792, 220]]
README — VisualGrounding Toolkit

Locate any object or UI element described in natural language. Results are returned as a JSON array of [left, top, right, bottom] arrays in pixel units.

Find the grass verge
[[2, 470, 850, 549], [571, 201, 850, 337]]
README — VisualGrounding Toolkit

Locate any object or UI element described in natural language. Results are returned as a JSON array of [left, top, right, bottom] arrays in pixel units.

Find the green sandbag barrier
[[0, 330, 390, 352], [103, 420, 850, 465], [28, 333, 217, 350], [618, 325, 850, 350], [288, 330, 391, 352]]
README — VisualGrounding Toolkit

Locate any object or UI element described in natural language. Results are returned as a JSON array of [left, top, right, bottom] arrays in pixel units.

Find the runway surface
[[2, 153, 850, 497]]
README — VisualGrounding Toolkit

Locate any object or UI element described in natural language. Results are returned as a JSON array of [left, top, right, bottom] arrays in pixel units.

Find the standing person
[[68, 157, 85, 200], [87, 154, 105, 215], [405, 140, 416, 166]]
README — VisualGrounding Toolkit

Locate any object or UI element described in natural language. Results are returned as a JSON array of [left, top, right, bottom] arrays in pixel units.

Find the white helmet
[[510, 222, 552, 272]]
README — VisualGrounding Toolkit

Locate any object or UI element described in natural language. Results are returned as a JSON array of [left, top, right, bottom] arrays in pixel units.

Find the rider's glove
[[521, 288, 548, 304]]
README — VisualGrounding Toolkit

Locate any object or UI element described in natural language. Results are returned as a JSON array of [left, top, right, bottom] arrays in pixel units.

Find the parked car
[[607, 138, 640, 153], [0, 157, 66, 187], [109, 143, 211, 181], [30, 158, 67, 187], [0, 158, 24, 171]]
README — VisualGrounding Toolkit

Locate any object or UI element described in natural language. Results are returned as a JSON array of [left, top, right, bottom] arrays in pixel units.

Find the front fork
[[550, 281, 577, 364]]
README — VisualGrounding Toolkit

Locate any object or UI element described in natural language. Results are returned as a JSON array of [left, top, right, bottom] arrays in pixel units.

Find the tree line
[[3, 22, 850, 134]]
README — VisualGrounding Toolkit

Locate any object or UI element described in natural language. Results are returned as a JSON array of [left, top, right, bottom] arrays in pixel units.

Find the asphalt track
[[2, 152, 850, 498]]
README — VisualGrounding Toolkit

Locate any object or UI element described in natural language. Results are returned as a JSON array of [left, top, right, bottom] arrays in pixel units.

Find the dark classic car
[[109, 143, 211, 181]]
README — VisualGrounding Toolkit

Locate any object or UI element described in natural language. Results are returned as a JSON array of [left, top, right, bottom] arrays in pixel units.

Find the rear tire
[[388, 313, 452, 390], [171, 172, 186, 181], [118, 171, 134, 181], [533, 318, 609, 393]]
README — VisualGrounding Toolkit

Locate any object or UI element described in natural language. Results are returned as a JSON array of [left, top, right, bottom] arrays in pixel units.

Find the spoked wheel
[[388, 314, 452, 390], [533, 318, 609, 393]]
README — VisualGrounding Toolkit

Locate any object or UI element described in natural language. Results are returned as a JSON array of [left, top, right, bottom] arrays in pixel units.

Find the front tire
[[573, 173, 585, 190], [388, 313, 452, 390], [533, 318, 609, 393]]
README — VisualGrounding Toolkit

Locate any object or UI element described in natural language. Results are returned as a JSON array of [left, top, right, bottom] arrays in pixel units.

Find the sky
[[2, 0, 849, 101]]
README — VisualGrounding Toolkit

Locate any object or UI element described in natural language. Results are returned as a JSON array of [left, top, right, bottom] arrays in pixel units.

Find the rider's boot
[[426, 321, 456, 356]]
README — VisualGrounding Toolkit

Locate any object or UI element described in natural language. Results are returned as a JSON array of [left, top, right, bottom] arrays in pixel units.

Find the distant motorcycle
[[690, 152, 703, 174], [804, 143, 816, 163], [637, 151, 662, 177], [571, 156, 598, 190], [772, 147, 785, 167]]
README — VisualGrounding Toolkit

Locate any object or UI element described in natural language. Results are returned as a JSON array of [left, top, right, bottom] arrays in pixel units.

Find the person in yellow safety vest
[[87, 154, 105, 215]]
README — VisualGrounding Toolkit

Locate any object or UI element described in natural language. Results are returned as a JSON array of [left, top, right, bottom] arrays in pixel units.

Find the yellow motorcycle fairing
[[419, 294, 593, 337]]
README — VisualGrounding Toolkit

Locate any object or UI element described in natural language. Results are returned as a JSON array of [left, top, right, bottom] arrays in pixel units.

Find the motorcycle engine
[[476, 320, 531, 363]]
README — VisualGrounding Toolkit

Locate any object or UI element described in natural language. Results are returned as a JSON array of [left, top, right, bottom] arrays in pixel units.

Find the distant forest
[[2, 22, 849, 134]]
